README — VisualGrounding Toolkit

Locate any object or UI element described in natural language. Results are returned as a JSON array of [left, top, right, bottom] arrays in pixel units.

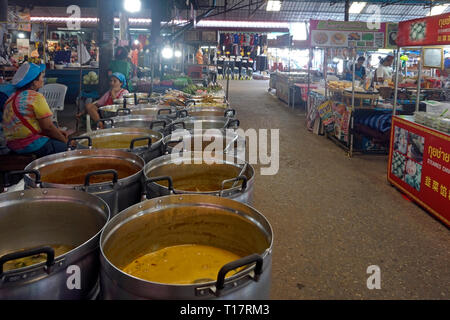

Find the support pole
[[345, 0, 350, 21], [0, 0, 7, 23], [97, 0, 115, 94], [416, 50, 423, 112], [393, 49, 401, 116]]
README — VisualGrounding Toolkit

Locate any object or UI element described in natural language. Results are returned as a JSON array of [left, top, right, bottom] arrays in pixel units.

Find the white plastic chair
[[39, 84, 67, 124]]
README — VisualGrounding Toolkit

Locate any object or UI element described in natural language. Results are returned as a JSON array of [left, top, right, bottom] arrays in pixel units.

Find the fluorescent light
[[124, 0, 141, 13], [427, 4, 449, 16], [266, 1, 281, 12], [162, 47, 173, 59], [18, 33, 25, 39], [174, 50, 182, 58], [349, 2, 367, 14]]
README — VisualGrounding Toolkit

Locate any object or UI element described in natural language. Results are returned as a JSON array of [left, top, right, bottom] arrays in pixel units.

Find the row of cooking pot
[[0, 152, 272, 300], [20, 150, 254, 215], [0, 94, 273, 299]]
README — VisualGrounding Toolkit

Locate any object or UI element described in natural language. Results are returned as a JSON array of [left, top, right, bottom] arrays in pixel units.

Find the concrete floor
[[224, 80, 450, 300]]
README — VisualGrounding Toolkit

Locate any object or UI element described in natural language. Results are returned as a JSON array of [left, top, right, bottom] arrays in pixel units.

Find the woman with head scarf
[[2, 63, 69, 157], [85, 72, 129, 128]]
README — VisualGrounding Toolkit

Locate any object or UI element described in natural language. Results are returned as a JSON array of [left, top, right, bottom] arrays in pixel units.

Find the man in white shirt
[[375, 54, 394, 83]]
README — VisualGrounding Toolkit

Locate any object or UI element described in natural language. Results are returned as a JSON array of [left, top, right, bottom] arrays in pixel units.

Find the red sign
[[388, 116, 450, 227], [397, 13, 450, 47]]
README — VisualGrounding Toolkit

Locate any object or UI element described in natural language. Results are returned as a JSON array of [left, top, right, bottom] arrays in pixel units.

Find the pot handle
[[84, 169, 118, 187], [150, 120, 167, 130], [224, 109, 236, 117], [157, 108, 172, 116], [226, 119, 240, 129], [4, 169, 42, 187], [129, 136, 152, 151], [169, 121, 186, 133], [176, 110, 188, 118], [145, 176, 175, 198], [215, 254, 263, 295], [163, 137, 184, 154], [117, 108, 131, 116], [67, 136, 92, 150], [97, 118, 114, 129], [0, 246, 55, 275], [219, 175, 247, 196]]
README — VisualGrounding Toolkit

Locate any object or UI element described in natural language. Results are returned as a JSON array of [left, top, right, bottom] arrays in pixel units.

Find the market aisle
[[224, 80, 450, 299]]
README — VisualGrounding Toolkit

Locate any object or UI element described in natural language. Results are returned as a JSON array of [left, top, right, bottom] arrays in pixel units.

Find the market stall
[[307, 20, 398, 157], [388, 13, 450, 227]]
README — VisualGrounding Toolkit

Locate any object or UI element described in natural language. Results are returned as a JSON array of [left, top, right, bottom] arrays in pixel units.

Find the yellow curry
[[122, 244, 242, 284]]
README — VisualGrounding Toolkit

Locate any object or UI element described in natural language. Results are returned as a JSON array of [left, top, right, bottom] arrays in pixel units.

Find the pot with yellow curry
[[99, 194, 272, 299]]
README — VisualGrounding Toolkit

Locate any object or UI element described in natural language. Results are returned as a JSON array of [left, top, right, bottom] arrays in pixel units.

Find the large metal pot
[[184, 107, 235, 118], [113, 92, 160, 106], [165, 116, 239, 135], [0, 187, 109, 300], [24, 149, 145, 215], [100, 194, 273, 300], [98, 104, 175, 119], [69, 127, 164, 163], [163, 129, 245, 155], [101, 115, 170, 133], [144, 151, 254, 204]]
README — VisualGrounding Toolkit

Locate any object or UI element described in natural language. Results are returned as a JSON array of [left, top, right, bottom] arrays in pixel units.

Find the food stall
[[388, 13, 450, 227], [308, 20, 397, 157]]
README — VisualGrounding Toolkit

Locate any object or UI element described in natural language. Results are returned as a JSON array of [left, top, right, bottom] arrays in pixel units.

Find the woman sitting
[[2, 63, 68, 158], [85, 72, 129, 128]]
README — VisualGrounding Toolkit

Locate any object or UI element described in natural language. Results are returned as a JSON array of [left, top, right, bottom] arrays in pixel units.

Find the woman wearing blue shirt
[[346, 56, 366, 82]]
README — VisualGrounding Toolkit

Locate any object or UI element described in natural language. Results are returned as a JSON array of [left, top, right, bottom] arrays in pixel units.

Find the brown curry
[[40, 158, 141, 184]]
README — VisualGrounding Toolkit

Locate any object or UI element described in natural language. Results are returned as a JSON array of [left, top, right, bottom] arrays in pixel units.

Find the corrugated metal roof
[[26, 1, 450, 23], [196, 0, 450, 22]]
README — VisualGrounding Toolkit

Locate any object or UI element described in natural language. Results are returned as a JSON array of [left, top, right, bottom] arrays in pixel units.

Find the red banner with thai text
[[397, 12, 450, 47]]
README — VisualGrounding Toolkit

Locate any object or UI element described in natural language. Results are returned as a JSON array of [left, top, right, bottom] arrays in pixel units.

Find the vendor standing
[[2, 63, 68, 157], [375, 53, 395, 83], [346, 56, 366, 82], [85, 72, 129, 127]]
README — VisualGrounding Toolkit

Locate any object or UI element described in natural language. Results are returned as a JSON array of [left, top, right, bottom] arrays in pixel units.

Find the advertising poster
[[388, 116, 450, 227], [397, 12, 450, 47], [385, 23, 398, 49], [310, 19, 386, 49]]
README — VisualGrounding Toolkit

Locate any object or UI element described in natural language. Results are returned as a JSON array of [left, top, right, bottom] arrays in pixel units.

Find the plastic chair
[[39, 83, 67, 124]]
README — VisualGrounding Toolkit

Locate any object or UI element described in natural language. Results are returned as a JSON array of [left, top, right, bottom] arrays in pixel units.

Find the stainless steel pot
[[113, 93, 160, 106], [69, 127, 164, 163], [184, 107, 235, 118], [162, 129, 245, 155], [0, 187, 109, 300], [144, 151, 254, 204], [101, 115, 170, 133], [165, 116, 239, 135], [24, 149, 145, 216], [99, 104, 175, 119], [100, 194, 273, 300]]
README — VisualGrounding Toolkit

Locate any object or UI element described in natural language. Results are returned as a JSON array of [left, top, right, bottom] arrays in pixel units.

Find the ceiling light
[[427, 4, 449, 16], [134, 39, 140, 45], [17, 33, 25, 39], [266, 1, 281, 12], [124, 0, 141, 13], [174, 50, 182, 58], [161, 47, 173, 59], [349, 2, 367, 14]]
